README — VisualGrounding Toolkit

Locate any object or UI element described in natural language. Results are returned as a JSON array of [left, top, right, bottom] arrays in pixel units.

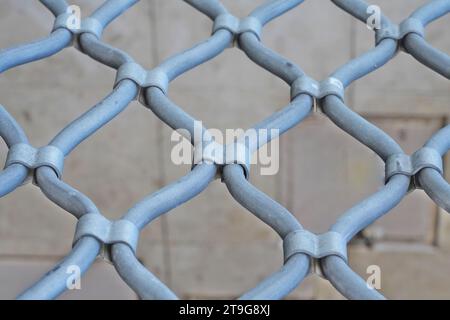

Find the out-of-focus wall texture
[[0, 0, 449, 299]]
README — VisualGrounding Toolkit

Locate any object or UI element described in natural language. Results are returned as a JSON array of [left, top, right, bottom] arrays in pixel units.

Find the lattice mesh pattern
[[0, 0, 449, 300]]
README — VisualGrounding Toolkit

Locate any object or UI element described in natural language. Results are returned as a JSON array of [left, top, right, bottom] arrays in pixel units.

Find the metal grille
[[0, 0, 449, 300]]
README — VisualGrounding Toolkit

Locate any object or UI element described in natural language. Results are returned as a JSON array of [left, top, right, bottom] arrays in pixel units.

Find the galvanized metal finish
[[0, 0, 449, 300]]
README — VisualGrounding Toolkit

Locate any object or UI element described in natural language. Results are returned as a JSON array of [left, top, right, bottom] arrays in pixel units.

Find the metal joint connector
[[385, 147, 443, 189], [115, 62, 169, 104], [212, 14, 262, 46], [283, 229, 348, 276], [375, 18, 425, 48], [5, 143, 64, 181], [73, 214, 139, 260], [53, 14, 103, 50], [193, 141, 251, 179], [291, 76, 345, 110]]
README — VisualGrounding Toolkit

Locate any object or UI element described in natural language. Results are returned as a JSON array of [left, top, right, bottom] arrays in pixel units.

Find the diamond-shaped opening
[[262, 0, 355, 80]]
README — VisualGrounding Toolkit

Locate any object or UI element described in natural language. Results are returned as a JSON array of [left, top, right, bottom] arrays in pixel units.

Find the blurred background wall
[[0, 0, 449, 299]]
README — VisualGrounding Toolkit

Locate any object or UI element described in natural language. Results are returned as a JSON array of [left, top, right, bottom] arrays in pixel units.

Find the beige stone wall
[[0, 0, 449, 299]]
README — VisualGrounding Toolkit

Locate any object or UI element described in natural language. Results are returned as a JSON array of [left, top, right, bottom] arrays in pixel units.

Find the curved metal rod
[[17, 237, 101, 300], [246, 94, 312, 152], [0, 165, 28, 197], [239, 33, 304, 85], [183, 0, 229, 20], [79, 33, 134, 69], [322, 96, 403, 161], [409, 0, 450, 27], [239, 254, 309, 300], [0, 105, 28, 146], [424, 124, 450, 156], [145, 87, 209, 144], [223, 165, 301, 238], [158, 30, 232, 81], [331, 39, 397, 88], [49, 80, 138, 156], [90, 0, 140, 29], [35, 167, 99, 219], [249, 0, 304, 26], [418, 168, 450, 212], [331, 0, 393, 28], [417, 125, 450, 212], [223, 165, 310, 299], [0, 106, 29, 196], [124, 163, 217, 229], [321, 255, 385, 300], [0, 29, 72, 74], [39, 0, 69, 17], [403, 33, 450, 79], [330, 175, 410, 242], [111, 243, 178, 300]]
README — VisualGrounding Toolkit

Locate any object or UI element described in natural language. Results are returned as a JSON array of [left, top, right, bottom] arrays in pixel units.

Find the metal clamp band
[[114, 62, 169, 103], [238, 17, 263, 41], [212, 14, 263, 44], [283, 230, 348, 264], [290, 75, 320, 99], [375, 18, 425, 46], [73, 214, 139, 255], [385, 147, 443, 188], [53, 14, 103, 39], [5, 143, 64, 179], [213, 14, 240, 35], [193, 141, 251, 179], [291, 76, 345, 110]]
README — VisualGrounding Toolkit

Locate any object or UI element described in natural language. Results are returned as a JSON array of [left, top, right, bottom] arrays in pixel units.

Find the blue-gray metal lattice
[[0, 0, 449, 300]]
